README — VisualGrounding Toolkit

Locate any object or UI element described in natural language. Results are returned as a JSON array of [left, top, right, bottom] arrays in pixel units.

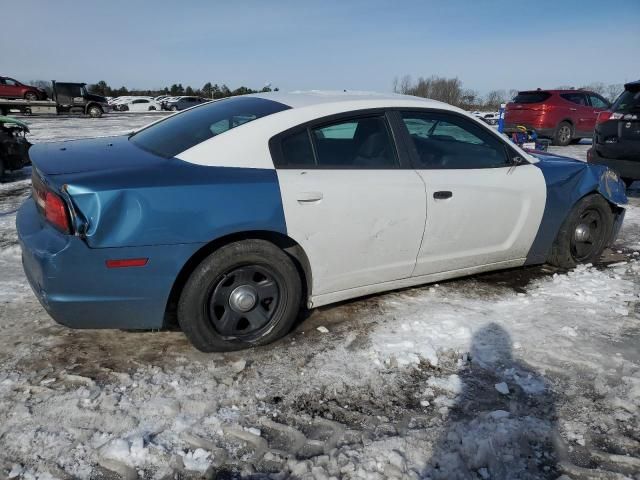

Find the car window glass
[[612, 89, 640, 113], [130, 96, 290, 158], [278, 130, 315, 167], [589, 95, 608, 108], [560, 93, 587, 106], [209, 114, 257, 135], [310, 116, 398, 168], [400, 111, 510, 169], [4, 79, 17, 86]]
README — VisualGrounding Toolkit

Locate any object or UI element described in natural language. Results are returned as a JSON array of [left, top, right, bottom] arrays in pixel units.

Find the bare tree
[[483, 90, 507, 110], [605, 83, 624, 102]]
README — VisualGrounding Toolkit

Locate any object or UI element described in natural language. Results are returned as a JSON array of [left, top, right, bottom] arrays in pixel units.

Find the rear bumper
[[589, 148, 640, 180], [17, 198, 203, 329]]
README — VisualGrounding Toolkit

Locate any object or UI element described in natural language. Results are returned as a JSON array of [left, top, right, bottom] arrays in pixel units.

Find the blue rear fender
[[20, 140, 290, 329], [525, 152, 627, 264]]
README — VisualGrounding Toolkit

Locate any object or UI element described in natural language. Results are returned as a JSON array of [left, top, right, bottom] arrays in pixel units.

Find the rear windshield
[[612, 89, 640, 113], [512, 92, 551, 104], [130, 96, 290, 158]]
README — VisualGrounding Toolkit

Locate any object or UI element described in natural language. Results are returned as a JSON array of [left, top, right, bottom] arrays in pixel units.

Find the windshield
[[612, 88, 640, 113], [129, 96, 290, 158]]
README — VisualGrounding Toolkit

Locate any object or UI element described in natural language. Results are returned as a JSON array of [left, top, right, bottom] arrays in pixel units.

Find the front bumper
[[589, 148, 640, 180], [17, 198, 203, 329]]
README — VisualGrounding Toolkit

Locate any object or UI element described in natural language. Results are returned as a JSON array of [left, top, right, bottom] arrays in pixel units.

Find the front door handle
[[433, 191, 452, 200], [297, 191, 323, 203]]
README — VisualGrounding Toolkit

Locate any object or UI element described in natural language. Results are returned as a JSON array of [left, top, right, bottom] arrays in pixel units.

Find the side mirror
[[512, 156, 527, 166]]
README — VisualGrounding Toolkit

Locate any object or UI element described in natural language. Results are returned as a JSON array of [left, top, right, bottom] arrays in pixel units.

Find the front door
[[274, 113, 427, 296], [397, 110, 546, 276]]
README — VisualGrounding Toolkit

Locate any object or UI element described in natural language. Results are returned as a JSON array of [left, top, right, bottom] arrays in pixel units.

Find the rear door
[[559, 92, 592, 135], [273, 112, 427, 296], [0, 78, 22, 99], [397, 110, 546, 275]]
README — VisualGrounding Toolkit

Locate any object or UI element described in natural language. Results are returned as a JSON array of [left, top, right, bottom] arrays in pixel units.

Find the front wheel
[[170, 105, 178, 111], [87, 105, 103, 118], [178, 240, 302, 352], [548, 194, 614, 268]]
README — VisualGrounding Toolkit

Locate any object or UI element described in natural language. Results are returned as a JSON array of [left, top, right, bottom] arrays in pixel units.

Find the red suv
[[504, 89, 611, 146], [0, 76, 47, 101]]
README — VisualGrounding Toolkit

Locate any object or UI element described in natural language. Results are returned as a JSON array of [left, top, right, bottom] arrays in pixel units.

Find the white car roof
[[176, 90, 537, 169], [248, 90, 454, 111]]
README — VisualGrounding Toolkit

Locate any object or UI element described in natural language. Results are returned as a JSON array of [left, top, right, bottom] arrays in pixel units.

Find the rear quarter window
[[512, 92, 551, 104]]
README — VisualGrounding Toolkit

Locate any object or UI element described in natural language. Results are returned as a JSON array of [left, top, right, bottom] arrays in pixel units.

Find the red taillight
[[596, 111, 612, 126], [44, 191, 71, 234], [105, 258, 149, 268], [596, 111, 623, 126]]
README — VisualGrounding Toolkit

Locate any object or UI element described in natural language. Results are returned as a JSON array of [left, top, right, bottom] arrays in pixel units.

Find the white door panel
[[278, 169, 426, 295], [413, 164, 546, 275]]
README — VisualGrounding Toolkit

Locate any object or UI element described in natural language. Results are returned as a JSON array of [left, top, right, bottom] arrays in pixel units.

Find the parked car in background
[[118, 97, 162, 112], [164, 96, 209, 111], [0, 76, 47, 101], [588, 80, 640, 187], [481, 112, 499, 125], [504, 89, 611, 146], [17, 92, 626, 352]]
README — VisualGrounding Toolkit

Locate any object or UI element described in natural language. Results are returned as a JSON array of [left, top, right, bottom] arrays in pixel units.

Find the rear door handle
[[570, 108, 577, 111], [433, 191, 452, 200], [297, 191, 323, 203]]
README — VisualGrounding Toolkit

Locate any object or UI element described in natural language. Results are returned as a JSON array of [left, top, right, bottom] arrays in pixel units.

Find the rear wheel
[[553, 121, 573, 146], [24, 92, 38, 101], [178, 240, 302, 352], [548, 194, 614, 268]]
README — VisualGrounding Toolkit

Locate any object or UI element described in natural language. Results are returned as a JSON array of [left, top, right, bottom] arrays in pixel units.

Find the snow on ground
[[0, 115, 638, 480]]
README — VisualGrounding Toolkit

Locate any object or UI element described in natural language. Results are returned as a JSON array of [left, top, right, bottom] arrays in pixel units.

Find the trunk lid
[[29, 135, 166, 176]]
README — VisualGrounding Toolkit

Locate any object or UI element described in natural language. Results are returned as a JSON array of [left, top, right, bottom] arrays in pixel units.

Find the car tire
[[0, 159, 5, 180], [170, 105, 178, 111], [553, 121, 573, 146], [178, 239, 302, 352], [149, 106, 156, 111], [87, 105, 103, 118], [548, 194, 614, 269], [24, 92, 38, 101]]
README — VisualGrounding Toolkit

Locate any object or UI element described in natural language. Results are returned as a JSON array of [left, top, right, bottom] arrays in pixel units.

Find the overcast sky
[[2, 0, 638, 94]]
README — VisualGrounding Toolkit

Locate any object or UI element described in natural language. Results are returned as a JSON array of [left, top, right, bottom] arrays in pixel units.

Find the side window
[[400, 111, 510, 169], [311, 116, 397, 168], [4, 79, 17, 86], [560, 93, 588, 106], [589, 94, 608, 108], [275, 115, 399, 169], [279, 130, 315, 167]]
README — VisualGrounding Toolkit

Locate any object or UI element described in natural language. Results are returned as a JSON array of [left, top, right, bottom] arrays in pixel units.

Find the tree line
[[393, 75, 625, 111], [29, 80, 278, 99]]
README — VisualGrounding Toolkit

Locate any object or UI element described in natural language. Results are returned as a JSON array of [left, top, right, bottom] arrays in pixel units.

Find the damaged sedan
[[17, 92, 627, 351]]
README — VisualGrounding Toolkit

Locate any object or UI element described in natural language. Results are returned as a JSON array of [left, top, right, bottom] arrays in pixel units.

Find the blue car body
[[16, 93, 627, 332]]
